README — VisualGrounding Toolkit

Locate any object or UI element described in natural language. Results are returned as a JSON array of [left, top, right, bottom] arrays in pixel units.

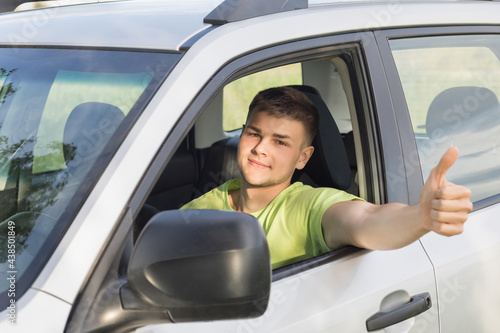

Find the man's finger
[[430, 209, 469, 224], [433, 146, 459, 183], [430, 220, 465, 237], [436, 184, 472, 200], [431, 197, 473, 213]]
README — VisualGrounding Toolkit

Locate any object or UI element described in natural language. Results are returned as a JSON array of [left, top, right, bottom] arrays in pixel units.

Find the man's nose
[[251, 138, 268, 155]]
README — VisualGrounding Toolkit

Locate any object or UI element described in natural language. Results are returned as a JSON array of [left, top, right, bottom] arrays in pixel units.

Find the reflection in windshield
[[0, 48, 179, 308], [0, 68, 17, 105]]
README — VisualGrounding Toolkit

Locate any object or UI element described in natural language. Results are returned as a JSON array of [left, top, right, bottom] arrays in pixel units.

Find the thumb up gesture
[[420, 146, 473, 236]]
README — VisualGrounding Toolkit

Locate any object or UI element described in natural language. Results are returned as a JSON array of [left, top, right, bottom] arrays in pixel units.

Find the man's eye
[[276, 140, 287, 146], [248, 132, 259, 137]]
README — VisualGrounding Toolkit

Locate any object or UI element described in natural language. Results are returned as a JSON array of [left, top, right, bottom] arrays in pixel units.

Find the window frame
[[375, 25, 500, 210], [128, 31, 399, 278]]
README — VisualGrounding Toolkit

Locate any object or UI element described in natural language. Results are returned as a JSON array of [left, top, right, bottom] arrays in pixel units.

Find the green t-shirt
[[181, 179, 361, 269]]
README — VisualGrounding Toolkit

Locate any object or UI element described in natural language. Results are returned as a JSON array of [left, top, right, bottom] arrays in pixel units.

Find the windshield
[[0, 47, 180, 307]]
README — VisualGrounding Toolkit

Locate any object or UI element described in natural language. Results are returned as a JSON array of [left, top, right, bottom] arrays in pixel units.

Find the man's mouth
[[248, 159, 270, 169]]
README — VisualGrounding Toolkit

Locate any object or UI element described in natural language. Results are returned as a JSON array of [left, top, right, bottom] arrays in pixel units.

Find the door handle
[[366, 292, 432, 332]]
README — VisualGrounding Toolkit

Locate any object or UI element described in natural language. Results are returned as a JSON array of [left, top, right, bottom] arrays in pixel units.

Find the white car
[[1, 0, 500, 332]]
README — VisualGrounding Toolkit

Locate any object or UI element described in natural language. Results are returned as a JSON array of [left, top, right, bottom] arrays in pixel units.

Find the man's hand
[[420, 146, 473, 236], [323, 146, 473, 251]]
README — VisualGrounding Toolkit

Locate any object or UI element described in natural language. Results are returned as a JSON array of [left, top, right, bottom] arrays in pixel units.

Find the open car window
[[136, 51, 370, 271]]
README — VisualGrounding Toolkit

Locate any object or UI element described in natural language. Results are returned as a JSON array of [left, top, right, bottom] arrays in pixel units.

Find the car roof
[[1, 0, 500, 51], [0, 0, 223, 51]]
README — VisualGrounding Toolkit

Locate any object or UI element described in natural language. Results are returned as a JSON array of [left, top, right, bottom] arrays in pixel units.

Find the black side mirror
[[125, 209, 271, 322]]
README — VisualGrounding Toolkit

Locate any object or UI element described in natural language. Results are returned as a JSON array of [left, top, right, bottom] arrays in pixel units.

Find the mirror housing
[[126, 209, 271, 322]]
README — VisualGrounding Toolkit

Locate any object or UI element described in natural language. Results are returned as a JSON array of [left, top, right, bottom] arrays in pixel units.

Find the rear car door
[[377, 27, 500, 332]]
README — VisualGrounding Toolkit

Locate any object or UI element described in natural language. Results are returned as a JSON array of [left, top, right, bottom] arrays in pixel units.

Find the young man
[[182, 87, 473, 268]]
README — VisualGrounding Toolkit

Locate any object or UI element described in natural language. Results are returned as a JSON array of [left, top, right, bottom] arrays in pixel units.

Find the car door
[[131, 32, 440, 333], [377, 27, 500, 332]]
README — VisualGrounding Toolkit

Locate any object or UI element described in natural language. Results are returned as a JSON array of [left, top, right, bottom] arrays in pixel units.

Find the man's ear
[[296, 145, 314, 170], [240, 124, 246, 137]]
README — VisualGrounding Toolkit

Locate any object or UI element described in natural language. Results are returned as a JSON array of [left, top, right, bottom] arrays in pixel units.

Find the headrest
[[63, 102, 124, 180], [289, 85, 351, 190], [426, 86, 500, 140]]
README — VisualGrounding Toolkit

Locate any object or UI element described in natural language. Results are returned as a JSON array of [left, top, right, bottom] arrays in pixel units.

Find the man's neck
[[230, 179, 291, 213]]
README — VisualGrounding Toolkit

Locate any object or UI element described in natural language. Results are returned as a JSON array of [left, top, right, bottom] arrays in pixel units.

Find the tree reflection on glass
[[0, 137, 75, 263], [0, 68, 18, 105]]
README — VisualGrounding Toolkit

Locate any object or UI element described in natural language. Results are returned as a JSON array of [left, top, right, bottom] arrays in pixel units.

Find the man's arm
[[322, 146, 473, 251]]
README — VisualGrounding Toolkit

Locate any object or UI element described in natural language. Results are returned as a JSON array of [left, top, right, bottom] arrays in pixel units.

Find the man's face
[[237, 111, 314, 188]]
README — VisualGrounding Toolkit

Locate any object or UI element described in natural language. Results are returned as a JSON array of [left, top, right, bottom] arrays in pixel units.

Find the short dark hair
[[246, 86, 318, 146]]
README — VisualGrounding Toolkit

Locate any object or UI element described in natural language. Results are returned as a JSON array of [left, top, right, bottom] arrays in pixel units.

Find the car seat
[[422, 86, 500, 179], [426, 86, 500, 141], [63, 102, 125, 181]]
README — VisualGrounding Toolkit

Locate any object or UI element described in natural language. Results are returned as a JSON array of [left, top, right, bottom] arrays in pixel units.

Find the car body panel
[[420, 205, 500, 332], [1, 1, 500, 51], [137, 245, 438, 333], [0, 0, 219, 50]]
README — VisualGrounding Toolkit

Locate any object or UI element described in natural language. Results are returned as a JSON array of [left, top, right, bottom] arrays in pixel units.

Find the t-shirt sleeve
[[296, 188, 364, 256]]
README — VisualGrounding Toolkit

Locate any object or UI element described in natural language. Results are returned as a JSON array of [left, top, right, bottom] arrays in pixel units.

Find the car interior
[[133, 56, 365, 246]]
